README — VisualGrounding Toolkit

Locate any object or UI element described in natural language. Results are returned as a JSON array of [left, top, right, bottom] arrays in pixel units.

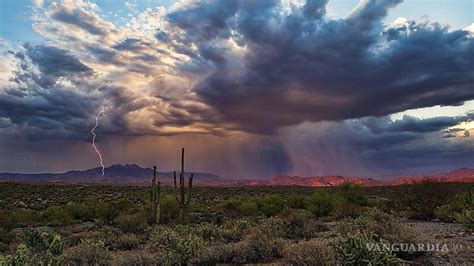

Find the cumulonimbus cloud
[[0, 0, 472, 140], [167, 0, 474, 134]]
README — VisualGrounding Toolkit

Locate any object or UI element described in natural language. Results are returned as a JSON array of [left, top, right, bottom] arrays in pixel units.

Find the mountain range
[[0, 164, 473, 186]]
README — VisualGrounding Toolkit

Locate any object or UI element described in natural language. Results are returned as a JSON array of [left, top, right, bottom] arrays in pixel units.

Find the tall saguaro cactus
[[150, 166, 161, 224], [173, 148, 193, 223]]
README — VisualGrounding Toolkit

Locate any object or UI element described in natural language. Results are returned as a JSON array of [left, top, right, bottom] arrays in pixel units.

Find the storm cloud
[[166, 0, 474, 134], [0, 0, 473, 177]]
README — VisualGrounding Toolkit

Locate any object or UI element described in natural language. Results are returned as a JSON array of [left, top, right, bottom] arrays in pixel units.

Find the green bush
[[449, 190, 473, 213], [0, 209, 39, 230], [95, 202, 120, 224], [306, 190, 341, 217], [455, 209, 474, 230], [114, 210, 148, 233], [42, 206, 74, 225], [257, 195, 286, 217], [222, 199, 258, 218], [160, 195, 180, 223], [398, 179, 453, 220], [338, 183, 369, 206], [65, 203, 94, 221], [331, 202, 366, 219], [286, 195, 308, 209], [436, 190, 473, 222]]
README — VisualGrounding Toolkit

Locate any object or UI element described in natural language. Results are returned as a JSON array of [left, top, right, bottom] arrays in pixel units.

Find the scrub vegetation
[[0, 181, 472, 265]]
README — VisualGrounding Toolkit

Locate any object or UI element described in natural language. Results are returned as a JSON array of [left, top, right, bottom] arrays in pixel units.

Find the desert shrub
[[331, 202, 366, 219], [332, 232, 401, 265], [114, 210, 148, 233], [398, 179, 453, 220], [64, 239, 111, 264], [220, 217, 286, 263], [193, 223, 225, 244], [306, 190, 341, 217], [113, 234, 141, 250], [222, 199, 241, 216], [449, 190, 473, 213], [337, 210, 420, 260], [96, 226, 143, 251], [437, 190, 474, 222], [0, 209, 39, 230], [455, 209, 474, 230], [239, 228, 285, 263], [238, 200, 259, 217], [149, 225, 204, 264], [221, 219, 253, 242], [0, 228, 15, 252], [95, 202, 120, 224], [202, 219, 286, 264], [257, 194, 287, 217], [279, 209, 326, 239], [111, 250, 155, 265], [222, 199, 258, 218], [65, 203, 94, 221], [2, 228, 65, 265], [14, 209, 40, 226], [0, 244, 30, 265], [286, 195, 308, 209], [338, 183, 369, 206], [82, 197, 99, 217], [256, 216, 287, 237], [283, 238, 337, 264], [160, 195, 180, 223], [42, 206, 74, 225], [343, 211, 417, 241]]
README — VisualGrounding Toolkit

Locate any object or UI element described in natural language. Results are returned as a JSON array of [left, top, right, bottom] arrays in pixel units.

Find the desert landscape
[[0, 160, 473, 264], [1, 0, 473, 264]]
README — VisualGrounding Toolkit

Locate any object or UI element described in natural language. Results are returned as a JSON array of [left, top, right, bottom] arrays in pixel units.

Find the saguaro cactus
[[173, 148, 193, 223], [150, 165, 161, 224]]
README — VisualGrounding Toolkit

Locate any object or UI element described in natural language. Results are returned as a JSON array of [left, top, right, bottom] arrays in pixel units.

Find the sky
[[0, 0, 473, 179]]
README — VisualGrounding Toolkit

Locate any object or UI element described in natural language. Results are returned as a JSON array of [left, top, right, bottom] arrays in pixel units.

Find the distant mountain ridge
[[0, 164, 227, 185], [0, 164, 473, 186]]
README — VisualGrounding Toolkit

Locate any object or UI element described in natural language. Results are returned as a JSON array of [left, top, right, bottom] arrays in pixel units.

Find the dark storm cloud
[[166, 0, 474, 134], [285, 114, 474, 177], [0, 44, 102, 139], [51, 7, 107, 36], [24, 44, 93, 78], [362, 113, 474, 134]]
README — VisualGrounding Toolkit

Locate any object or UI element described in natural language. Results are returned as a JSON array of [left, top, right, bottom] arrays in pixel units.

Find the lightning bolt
[[91, 107, 106, 176]]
